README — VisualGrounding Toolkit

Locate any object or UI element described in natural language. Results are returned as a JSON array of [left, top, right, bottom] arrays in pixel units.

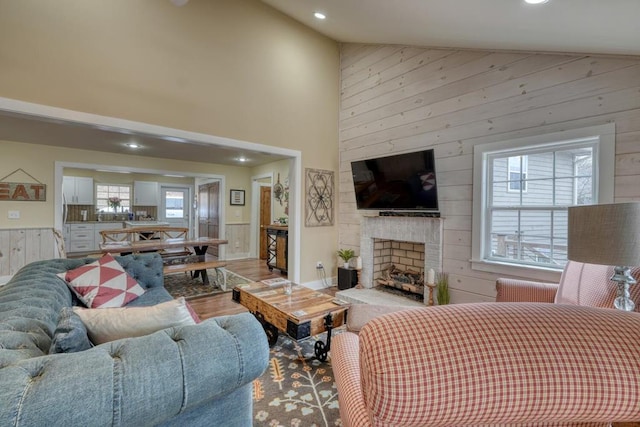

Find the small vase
[[343, 261, 350, 269]]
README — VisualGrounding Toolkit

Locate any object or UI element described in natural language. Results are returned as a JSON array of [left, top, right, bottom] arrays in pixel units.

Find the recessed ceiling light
[[237, 157, 248, 163], [314, 12, 326, 20], [524, 0, 549, 4], [126, 143, 140, 149]]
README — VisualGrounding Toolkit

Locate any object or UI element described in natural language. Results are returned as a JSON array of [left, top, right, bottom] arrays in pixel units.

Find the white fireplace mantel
[[360, 216, 443, 288]]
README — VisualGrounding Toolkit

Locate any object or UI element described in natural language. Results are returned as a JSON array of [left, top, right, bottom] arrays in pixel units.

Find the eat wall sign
[[0, 182, 46, 201], [0, 169, 47, 202]]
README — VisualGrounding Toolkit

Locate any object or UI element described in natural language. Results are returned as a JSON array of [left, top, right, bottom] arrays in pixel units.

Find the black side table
[[337, 267, 358, 290]]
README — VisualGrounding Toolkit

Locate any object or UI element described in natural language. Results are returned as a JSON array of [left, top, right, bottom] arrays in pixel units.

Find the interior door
[[160, 187, 190, 231], [198, 181, 220, 257], [259, 185, 272, 259]]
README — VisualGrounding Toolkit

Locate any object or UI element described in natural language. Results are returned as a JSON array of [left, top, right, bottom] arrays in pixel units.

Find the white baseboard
[[303, 276, 336, 290], [225, 252, 251, 261]]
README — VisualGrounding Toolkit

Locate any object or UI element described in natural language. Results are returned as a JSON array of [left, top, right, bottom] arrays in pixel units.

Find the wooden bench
[[163, 259, 228, 289]]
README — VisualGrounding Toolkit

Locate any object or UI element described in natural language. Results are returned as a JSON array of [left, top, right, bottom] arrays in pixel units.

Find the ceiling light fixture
[[314, 12, 326, 20], [126, 143, 140, 149], [524, 0, 549, 4], [237, 157, 248, 163]]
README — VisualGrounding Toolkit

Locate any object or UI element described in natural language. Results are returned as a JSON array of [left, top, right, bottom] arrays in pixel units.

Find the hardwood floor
[[188, 258, 337, 320]]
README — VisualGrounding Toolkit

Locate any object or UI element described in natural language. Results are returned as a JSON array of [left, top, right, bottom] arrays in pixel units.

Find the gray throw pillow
[[49, 307, 93, 354]]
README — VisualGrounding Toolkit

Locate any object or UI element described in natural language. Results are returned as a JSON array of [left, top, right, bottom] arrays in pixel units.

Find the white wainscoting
[[225, 223, 251, 260], [0, 228, 62, 278]]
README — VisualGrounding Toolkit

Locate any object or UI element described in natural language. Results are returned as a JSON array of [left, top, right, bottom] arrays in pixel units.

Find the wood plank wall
[[338, 44, 640, 303], [0, 228, 60, 278]]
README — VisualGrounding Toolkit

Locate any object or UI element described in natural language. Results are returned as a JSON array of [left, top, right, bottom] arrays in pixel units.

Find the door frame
[[250, 172, 273, 259]]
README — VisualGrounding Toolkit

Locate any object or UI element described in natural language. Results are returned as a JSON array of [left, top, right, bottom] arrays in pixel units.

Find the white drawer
[[70, 224, 93, 231], [70, 230, 93, 240], [68, 241, 94, 252]]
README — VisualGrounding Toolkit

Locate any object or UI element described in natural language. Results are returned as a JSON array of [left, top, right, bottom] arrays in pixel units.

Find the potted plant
[[436, 272, 450, 305], [337, 248, 355, 269]]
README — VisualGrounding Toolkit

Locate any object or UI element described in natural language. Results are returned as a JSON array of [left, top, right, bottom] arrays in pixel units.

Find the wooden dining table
[[99, 237, 228, 255], [100, 237, 228, 285]]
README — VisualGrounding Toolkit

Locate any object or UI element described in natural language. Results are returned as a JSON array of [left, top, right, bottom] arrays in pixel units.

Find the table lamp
[[567, 202, 640, 311]]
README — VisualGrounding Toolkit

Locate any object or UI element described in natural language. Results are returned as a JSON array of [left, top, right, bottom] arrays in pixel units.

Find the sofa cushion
[[73, 297, 196, 344], [57, 253, 145, 308], [49, 307, 93, 354], [555, 261, 640, 311]]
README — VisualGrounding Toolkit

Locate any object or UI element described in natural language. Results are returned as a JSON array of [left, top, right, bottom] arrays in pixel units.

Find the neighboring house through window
[[472, 124, 615, 276], [507, 155, 528, 192]]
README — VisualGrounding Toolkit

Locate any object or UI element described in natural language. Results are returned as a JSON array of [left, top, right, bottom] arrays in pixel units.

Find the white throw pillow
[[73, 297, 196, 344]]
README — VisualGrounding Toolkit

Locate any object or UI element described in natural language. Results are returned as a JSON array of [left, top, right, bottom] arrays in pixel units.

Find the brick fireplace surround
[[360, 216, 443, 289], [335, 216, 444, 306]]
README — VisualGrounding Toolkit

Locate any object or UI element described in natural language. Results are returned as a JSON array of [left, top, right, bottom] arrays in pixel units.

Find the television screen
[[351, 149, 439, 211]]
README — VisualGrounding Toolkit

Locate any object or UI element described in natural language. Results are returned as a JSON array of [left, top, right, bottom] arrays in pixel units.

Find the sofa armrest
[[346, 304, 418, 332], [495, 278, 558, 303], [332, 332, 372, 427], [0, 312, 269, 426]]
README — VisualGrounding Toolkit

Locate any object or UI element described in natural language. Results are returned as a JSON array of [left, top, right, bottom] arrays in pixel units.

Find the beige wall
[[0, 0, 340, 283], [339, 44, 640, 302]]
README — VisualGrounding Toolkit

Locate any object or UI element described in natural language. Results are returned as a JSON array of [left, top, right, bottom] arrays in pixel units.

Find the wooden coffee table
[[232, 281, 348, 361]]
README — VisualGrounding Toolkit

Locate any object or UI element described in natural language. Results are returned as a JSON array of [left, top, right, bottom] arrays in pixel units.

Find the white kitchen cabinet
[[63, 176, 94, 205], [67, 223, 94, 253], [133, 181, 158, 206]]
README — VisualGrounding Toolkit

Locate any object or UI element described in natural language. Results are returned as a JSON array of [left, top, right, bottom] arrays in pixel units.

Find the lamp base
[[612, 266, 636, 312]]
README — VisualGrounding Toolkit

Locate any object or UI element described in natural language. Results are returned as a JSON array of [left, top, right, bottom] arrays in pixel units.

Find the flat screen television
[[351, 149, 439, 211]]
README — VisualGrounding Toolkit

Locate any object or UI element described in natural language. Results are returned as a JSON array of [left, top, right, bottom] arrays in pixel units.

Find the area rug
[[164, 269, 252, 299], [253, 331, 344, 427]]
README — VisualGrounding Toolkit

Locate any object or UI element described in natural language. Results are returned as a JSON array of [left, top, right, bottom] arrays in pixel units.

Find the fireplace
[[360, 216, 443, 294], [373, 239, 426, 299]]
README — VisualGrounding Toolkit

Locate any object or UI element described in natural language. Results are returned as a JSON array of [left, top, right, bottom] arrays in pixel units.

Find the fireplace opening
[[373, 239, 425, 302]]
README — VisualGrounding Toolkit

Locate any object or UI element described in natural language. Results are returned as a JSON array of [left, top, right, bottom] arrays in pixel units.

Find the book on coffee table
[[261, 278, 290, 287]]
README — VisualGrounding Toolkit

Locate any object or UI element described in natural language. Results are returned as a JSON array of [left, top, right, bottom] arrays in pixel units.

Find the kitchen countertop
[[124, 221, 170, 227], [66, 221, 124, 224]]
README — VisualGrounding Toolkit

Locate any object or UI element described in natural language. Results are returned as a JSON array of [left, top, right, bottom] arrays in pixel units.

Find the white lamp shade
[[568, 202, 640, 267]]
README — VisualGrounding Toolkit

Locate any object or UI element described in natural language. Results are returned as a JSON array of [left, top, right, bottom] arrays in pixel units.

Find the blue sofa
[[0, 253, 269, 426]]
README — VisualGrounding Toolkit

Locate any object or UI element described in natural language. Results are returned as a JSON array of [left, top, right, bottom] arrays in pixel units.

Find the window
[[472, 124, 615, 273], [96, 184, 131, 213], [507, 156, 528, 192]]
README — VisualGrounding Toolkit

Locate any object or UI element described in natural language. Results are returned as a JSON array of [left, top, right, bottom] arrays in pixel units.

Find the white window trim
[[471, 123, 615, 279]]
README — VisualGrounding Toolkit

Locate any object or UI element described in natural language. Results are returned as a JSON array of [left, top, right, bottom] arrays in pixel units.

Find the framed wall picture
[[230, 189, 245, 206]]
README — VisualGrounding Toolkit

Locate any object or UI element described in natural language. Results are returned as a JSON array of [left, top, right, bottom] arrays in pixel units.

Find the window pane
[[492, 180, 522, 206], [555, 147, 593, 178], [522, 178, 553, 206], [489, 209, 519, 259], [520, 210, 552, 263], [165, 191, 184, 218], [526, 152, 553, 180], [552, 210, 568, 264], [554, 178, 577, 206]]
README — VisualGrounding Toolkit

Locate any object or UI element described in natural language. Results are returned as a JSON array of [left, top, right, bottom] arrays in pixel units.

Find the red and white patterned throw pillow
[[58, 254, 145, 308]]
